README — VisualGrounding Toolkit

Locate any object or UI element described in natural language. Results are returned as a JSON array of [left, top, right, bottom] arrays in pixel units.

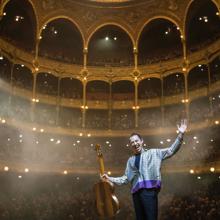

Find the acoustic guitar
[[94, 144, 120, 218]]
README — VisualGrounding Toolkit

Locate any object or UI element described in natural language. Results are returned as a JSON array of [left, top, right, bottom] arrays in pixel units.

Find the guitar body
[[94, 180, 120, 218]]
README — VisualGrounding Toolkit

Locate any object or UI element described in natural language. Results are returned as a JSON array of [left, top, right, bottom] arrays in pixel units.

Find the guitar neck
[[99, 156, 105, 176], [95, 144, 106, 176]]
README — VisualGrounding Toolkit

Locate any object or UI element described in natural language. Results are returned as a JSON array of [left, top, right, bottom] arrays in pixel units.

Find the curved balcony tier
[[1, 37, 220, 81]]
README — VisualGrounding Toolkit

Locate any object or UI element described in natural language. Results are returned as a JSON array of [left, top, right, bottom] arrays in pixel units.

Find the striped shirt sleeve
[[108, 159, 131, 185], [157, 133, 184, 160]]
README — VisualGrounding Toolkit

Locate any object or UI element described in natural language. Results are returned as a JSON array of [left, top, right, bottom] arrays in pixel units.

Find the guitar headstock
[[95, 144, 103, 158]]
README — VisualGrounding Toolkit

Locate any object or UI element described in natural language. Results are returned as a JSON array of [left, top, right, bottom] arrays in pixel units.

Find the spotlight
[[190, 169, 194, 174], [4, 166, 9, 171], [210, 167, 215, 172], [15, 16, 24, 21], [56, 140, 61, 144]]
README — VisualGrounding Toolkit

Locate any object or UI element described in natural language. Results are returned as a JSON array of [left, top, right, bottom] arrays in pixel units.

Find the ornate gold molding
[[1, 37, 220, 82], [1, 0, 220, 46], [1, 74, 220, 109]]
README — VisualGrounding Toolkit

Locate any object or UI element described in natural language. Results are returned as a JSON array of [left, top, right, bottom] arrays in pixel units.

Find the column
[[160, 77, 164, 127], [133, 47, 138, 69], [83, 47, 88, 69], [207, 62, 213, 116], [31, 72, 37, 122], [184, 72, 189, 122], [108, 81, 112, 130], [8, 62, 14, 106], [134, 79, 138, 128], [82, 79, 87, 128], [181, 36, 187, 62], [56, 77, 61, 126]]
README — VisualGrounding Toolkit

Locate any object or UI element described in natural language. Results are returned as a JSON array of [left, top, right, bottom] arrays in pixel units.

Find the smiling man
[[102, 119, 187, 220]]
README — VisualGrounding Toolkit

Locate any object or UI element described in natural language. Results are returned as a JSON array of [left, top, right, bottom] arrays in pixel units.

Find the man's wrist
[[178, 131, 184, 138]]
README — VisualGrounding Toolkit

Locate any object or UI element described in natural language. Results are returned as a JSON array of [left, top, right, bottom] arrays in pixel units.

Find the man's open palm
[[177, 119, 187, 133]]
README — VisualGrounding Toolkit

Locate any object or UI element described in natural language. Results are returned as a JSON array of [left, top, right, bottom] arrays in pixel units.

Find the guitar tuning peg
[[95, 144, 103, 157]]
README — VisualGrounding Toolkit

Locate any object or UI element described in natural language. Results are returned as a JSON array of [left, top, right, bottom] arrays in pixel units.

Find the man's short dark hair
[[129, 133, 143, 142]]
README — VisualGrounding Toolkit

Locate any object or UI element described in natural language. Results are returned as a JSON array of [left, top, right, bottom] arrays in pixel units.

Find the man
[[102, 119, 187, 220]]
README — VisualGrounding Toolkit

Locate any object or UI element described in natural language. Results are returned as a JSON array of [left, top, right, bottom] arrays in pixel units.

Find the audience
[[0, 173, 219, 220]]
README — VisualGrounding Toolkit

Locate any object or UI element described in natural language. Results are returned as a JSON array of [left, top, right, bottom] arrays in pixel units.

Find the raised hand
[[177, 119, 187, 134]]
